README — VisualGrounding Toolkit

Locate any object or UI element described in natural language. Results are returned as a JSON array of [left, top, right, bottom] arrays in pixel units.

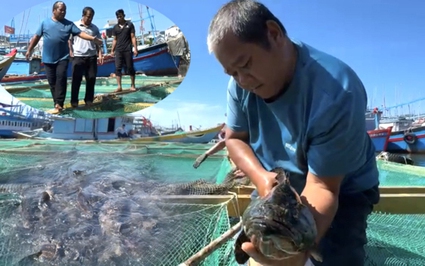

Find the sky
[[1, 0, 425, 129], [5, 0, 174, 35]]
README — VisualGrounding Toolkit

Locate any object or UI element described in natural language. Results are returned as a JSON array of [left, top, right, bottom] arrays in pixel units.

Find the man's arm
[[97, 44, 103, 57], [225, 79, 276, 196], [95, 29, 103, 59], [71, 24, 101, 45], [111, 36, 117, 53], [27, 22, 44, 54], [302, 84, 369, 243], [226, 130, 275, 194], [111, 28, 117, 54], [130, 23, 138, 54], [131, 33, 137, 49], [301, 173, 341, 244], [78, 31, 95, 41], [27, 35, 41, 54], [68, 35, 74, 56]]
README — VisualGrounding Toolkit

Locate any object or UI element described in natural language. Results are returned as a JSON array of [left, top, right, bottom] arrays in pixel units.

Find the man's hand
[[98, 55, 104, 65], [234, 169, 246, 178], [256, 170, 279, 198], [133, 50, 138, 57], [93, 37, 103, 46], [25, 51, 32, 61], [241, 237, 309, 266]]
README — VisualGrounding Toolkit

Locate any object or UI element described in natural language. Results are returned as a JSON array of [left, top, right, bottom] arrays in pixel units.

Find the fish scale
[[234, 167, 322, 264], [0, 166, 248, 265]]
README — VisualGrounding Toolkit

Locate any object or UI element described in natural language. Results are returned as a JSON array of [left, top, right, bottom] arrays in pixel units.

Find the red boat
[[368, 126, 393, 152]]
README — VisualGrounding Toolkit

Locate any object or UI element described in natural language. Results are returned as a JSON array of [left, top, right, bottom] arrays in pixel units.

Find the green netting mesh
[[0, 141, 230, 183], [377, 160, 425, 186], [0, 140, 239, 265], [0, 140, 425, 265], [4, 75, 181, 119], [366, 212, 425, 265]]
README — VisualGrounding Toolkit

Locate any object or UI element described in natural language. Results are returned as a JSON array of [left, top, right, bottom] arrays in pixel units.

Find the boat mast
[[145, 6, 157, 44], [138, 4, 144, 45]]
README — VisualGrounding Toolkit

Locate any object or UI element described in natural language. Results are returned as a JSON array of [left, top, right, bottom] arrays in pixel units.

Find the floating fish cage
[[2, 76, 182, 119], [1, 140, 425, 265]]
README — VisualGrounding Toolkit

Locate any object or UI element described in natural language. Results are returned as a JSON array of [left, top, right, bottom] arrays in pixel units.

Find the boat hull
[[386, 126, 425, 153], [1, 74, 47, 83], [23, 131, 117, 141], [37, 43, 181, 78], [132, 124, 224, 144], [0, 50, 17, 80], [0, 129, 22, 138], [15, 124, 225, 144], [368, 127, 392, 152]]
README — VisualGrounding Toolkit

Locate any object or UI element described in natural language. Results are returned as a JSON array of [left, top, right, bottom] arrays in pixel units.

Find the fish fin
[[309, 246, 323, 262], [234, 229, 251, 264], [270, 168, 290, 184]]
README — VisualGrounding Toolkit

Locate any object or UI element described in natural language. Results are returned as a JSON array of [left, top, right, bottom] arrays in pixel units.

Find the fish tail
[[310, 247, 323, 262]]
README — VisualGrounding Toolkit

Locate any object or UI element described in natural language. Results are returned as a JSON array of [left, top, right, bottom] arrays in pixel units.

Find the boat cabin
[[43, 116, 136, 140]]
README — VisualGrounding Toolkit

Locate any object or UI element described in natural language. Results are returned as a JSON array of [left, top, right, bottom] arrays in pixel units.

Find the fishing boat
[[386, 126, 425, 153], [0, 49, 18, 81], [379, 116, 414, 132], [368, 126, 393, 152], [14, 115, 136, 141], [16, 116, 224, 144], [1, 73, 47, 84], [0, 102, 49, 138], [368, 107, 425, 153], [131, 124, 224, 144]]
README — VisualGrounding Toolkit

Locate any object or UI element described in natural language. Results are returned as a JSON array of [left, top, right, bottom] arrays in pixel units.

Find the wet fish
[[234, 168, 322, 264]]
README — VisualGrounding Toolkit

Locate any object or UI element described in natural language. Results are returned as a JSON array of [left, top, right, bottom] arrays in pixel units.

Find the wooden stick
[[178, 220, 243, 266]]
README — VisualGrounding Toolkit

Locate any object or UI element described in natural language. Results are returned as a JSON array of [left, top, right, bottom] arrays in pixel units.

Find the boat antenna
[[177, 111, 181, 128]]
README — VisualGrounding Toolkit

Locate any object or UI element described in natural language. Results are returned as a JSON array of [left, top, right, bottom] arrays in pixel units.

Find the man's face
[[54, 4, 66, 20], [82, 11, 94, 25], [212, 21, 287, 100], [116, 13, 125, 24]]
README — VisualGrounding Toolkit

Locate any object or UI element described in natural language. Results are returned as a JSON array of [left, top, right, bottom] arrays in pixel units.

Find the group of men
[[25, 1, 139, 114]]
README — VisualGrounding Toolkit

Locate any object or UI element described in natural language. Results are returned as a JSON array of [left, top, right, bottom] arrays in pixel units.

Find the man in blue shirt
[[25, 1, 102, 114], [207, 0, 380, 265]]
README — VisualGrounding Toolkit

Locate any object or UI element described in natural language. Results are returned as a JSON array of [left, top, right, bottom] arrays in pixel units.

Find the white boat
[[14, 115, 135, 141], [0, 102, 49, 138]]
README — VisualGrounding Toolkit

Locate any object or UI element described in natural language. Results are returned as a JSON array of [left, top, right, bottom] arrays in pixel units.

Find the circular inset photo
[[0, 0, 190, 120]]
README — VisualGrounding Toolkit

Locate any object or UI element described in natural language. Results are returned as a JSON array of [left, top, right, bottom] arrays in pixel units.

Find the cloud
[[131, 99, 226, 129]]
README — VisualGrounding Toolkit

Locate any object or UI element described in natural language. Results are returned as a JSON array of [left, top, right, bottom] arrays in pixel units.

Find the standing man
[[25, 1, 103, 114], [68, 6, 104, 108], [207, 1, 380, 266], [110, 9, 138, 93]]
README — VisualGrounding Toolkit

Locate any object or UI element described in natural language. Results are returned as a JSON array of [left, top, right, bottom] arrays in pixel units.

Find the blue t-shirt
[[226, 40, 379, 195], [35, 18, 81, 64]]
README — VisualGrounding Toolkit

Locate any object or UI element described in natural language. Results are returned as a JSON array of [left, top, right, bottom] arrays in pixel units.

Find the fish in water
[[376, 151, 414, 165], [234, 168, 322, 264], [0, 164, 250, 265]]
